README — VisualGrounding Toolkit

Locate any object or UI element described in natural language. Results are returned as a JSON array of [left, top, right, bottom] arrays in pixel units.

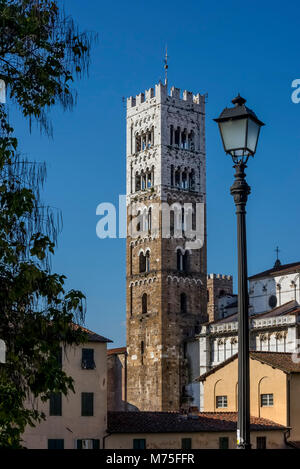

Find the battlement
[[207, 274, 233, 280], [127, 82, 205, 109]]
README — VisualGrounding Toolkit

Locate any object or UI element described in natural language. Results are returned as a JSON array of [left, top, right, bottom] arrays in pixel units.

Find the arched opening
[[177, 249, 183, 271], [139, 252, 146, 273], [183, 251, 189, 272], [145, 251, 150, 273]]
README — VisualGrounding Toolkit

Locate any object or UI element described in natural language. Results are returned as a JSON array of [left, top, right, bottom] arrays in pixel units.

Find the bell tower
[[126, 82, 207, 411]]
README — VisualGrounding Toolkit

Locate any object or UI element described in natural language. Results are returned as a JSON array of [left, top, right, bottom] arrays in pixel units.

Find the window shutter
[[93, 439, 100, 449], [49, 393, 62, 416], [48, 439, 64, 449], [81, 392, 94, 416], [219, 437, 229, 449], [181, 438, 192, 449], [133, 439, 146, 449], [82, 349, 95, 369]]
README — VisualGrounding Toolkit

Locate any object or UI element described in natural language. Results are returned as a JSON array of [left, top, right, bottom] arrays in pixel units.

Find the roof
[[107, 347, 127, 356], [196, 351, 300, 382], [248, 261, 300, 280], [72, 324, 112, 343], [251, 300, 300, 319], [107, 411, 286, 434], [211, 299, 300, 325]]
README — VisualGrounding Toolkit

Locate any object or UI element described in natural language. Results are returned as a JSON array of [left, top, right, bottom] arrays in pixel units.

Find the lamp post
[[214, 95, 264, 449]]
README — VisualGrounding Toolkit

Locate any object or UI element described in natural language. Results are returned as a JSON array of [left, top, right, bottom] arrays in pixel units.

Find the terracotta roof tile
[[72, 324, 112, 343], [107, 347, 127, 355], [107, 411, 286, 433]]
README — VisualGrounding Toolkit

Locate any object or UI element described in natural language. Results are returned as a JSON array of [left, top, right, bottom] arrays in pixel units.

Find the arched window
[[142, 293, 147, 314], [189, 170, 195, 191], [139, 252, 146, 273], [141, 172, 146, 190], [135, 134, 141, 153], [181, 207, 185, 232], [189, 130, 195, 151], [148, 208, 152, 233], [181, 170, 187, 189], [183, 251, 189, 272], [171, 164, 174, 186], [170, 125, 173, 145], [145, 251, 150, 273], [135, 172, 141, 192], [174, 127, 180, 146], [175, 169, 180, 188], [177, 250, 183, 271], [180, 293, 187, 314]]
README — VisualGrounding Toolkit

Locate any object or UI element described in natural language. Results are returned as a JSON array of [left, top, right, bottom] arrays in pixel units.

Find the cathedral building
[[187, 260, 300, 410], [125, 82, 207, 412]]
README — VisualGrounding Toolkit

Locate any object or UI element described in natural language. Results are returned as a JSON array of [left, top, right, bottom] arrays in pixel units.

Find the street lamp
[[214, 95, 264, 449]]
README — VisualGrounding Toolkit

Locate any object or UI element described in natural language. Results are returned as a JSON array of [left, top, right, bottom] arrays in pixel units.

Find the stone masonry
[[126, 82, 207, 412]]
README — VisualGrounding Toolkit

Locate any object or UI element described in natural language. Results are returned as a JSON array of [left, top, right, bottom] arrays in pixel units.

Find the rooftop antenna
[[164, 46, 169, 86]]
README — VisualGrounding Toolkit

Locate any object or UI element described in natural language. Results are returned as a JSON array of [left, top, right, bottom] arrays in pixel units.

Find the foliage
[[0, 0, 96, 448], [0, 0, 96, 134]]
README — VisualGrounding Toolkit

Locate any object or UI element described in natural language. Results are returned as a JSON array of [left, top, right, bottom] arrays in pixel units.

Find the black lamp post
[[214, 95, 264, 449]]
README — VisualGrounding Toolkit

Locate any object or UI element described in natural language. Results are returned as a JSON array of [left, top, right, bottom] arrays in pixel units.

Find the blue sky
[[11, 0, 300, 347]]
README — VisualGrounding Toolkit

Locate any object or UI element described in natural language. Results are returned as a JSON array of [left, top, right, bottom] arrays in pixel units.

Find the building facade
[[199, 350, 300, 444], [105, 410, 288, 449], [187, 261, 300, 410], [22, 328, 111, 449], [126, 82, 207, 412]]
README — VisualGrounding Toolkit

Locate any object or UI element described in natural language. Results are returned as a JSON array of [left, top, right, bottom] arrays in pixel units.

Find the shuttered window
[[133, 439, 146, 449], [48, 439, 64, 449], [181, 438, 192, 449], [257, 436, 267, 449], [76, 439, 100, 449], [49, 393, 62, 416], [219, 437, 229, 449], [81, 392, 94, 416], [81, 348, 95, 370]]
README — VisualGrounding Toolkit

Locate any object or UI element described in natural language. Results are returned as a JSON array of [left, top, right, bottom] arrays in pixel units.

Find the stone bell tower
[[126, 82, 207, 412]]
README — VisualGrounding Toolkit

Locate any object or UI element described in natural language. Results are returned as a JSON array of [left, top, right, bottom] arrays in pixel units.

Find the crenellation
[[127, 82, 205, 112], [183, 90, 193, 102]]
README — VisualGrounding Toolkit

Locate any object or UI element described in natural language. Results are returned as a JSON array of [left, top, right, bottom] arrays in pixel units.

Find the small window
[[81, 349, 95, 370], [48, 439, 64, 449], [219, 437, 229, 449], [142, 293, 148, 314], [216, 395, 228, 408], [49, 393, 62, 416], [81, 392, 94, 416], [181, 438, 192, 449], [133, 439, 146, 449], [261, 393, 274, 407], [256, 436, 267, 449]]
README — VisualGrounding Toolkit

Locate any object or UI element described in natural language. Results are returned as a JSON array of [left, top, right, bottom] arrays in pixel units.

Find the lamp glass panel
[[219, 118, 247, 152], [247, 118, 260, 154]]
